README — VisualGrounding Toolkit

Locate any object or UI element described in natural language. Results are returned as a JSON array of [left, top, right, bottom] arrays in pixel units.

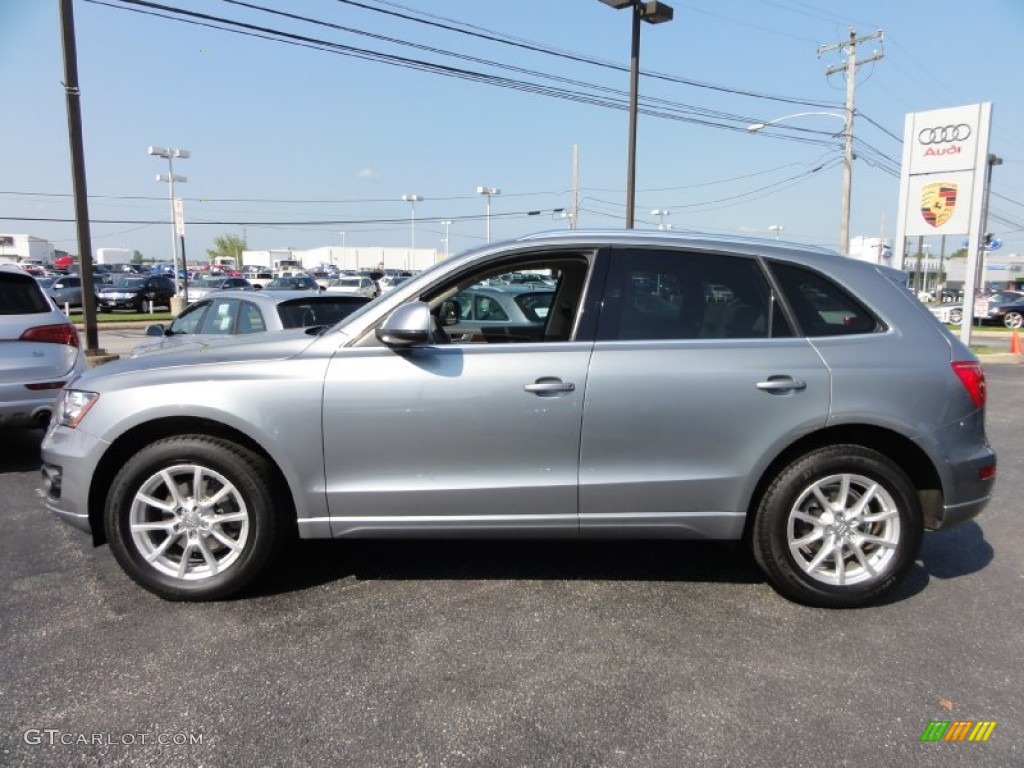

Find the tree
[[206, 233, 247, 263], [949, 248, 968, 259], [132, 249, 144, 263]]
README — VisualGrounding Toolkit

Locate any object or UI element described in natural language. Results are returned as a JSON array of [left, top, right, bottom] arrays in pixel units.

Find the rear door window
[[598, 248, 792, 341]]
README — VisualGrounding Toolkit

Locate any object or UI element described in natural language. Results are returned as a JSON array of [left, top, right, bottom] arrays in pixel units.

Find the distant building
[[0, 234, 56, 265], [847, 236, 892, 265], [243, 246, 440, 272]]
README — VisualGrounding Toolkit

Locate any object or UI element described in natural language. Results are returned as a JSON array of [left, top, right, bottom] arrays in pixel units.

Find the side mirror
[[376, 301, 433, 347], [145, 324, 166, 337]]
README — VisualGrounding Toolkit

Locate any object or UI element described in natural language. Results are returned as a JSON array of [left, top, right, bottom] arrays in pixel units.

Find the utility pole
[[819, 28, 883, 256], [59, 0, 101, 356]]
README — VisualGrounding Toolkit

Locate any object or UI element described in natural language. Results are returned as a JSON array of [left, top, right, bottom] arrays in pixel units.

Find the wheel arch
[[88, 417, 294, 546], [743, 424, 943, 542]]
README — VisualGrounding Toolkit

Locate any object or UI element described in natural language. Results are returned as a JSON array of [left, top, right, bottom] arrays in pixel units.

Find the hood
[[75, 327, 330, 387]]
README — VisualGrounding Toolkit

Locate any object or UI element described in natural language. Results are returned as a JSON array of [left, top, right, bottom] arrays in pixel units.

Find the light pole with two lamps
[[600, 0, 674, 229], [401, 194, 423, 270], [747, 111, 852, 255], [768, 224, 784, 240], [476, 186, 501, 242], [651, 208, 671, 230], [148, 145, 190, 300]]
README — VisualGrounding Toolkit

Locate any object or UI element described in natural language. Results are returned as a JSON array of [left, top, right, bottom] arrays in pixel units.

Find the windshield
[[112, 277, 146, 290], [277, 297, 370, 328]]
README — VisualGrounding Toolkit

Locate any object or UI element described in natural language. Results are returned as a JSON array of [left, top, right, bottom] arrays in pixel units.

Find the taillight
[[952, 361, 986, 408], [19, 323, 80, 348]]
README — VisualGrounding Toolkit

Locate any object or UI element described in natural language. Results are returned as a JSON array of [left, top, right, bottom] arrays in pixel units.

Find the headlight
[[58, 389, 100, 428]]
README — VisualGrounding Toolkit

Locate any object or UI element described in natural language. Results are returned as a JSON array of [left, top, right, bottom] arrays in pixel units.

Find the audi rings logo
[[918, 124, 972, 145]]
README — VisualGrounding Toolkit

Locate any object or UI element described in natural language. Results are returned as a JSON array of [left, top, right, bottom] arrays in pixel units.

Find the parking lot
[[0, 366, 1021, 767]]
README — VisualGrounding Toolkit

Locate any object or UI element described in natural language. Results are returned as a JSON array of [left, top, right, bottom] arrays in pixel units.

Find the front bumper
[[40, 424, 109, 539]]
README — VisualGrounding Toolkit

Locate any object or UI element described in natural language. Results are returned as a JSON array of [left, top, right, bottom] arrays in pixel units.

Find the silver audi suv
[[40, 232, 996, 607]]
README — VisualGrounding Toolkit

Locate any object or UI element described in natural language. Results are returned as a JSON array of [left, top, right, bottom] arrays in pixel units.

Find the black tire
[[105, 435, 285, 601], [1003, 311, 1023, 329], [752, 445, 922, 608]]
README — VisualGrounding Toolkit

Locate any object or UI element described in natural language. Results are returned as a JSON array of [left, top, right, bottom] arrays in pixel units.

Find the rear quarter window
[[0, 274, 52, 314], [769, 262, 881, 337]]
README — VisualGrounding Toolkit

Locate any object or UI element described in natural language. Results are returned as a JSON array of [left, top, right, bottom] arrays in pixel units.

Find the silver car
[[40, 232, 995, 607], [130, 290, 371, 356], [1, 266, 85, 429]]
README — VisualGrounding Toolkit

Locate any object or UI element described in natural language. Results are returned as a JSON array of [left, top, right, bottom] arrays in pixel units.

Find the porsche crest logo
[[921, 183, 958, 228]]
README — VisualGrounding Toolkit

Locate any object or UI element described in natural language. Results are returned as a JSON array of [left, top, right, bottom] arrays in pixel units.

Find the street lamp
[[600, 0, 674, 229], [476, 186, 501, 242], [440, 219, 452, 260], [337, 231, 346, 267], [747, 111, 853, 255], [401, 194, 423, 268], [148, 145, 189, 295], [651, 208, 671, 230], [768, 224, 784, 240]]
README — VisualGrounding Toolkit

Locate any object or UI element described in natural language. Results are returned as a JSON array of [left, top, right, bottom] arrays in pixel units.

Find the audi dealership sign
[[894, 102, 993, 344]]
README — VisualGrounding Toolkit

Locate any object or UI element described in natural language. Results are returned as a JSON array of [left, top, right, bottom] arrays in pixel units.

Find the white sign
[[173, 197, 185, 237], [902, 169, 975, 237], [905, 104, 984, 175]]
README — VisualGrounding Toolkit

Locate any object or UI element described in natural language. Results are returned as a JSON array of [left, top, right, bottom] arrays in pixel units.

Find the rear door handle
[[524, 377, 576, 395], [756, 376, 807, 393]]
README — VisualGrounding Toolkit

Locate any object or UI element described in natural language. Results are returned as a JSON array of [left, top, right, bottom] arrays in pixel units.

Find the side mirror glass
[[145, 324, 166, 337]]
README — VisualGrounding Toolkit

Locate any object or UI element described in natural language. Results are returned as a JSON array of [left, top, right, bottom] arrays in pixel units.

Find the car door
[[578, 247, 831, 539], [321, 251, 600, 536]]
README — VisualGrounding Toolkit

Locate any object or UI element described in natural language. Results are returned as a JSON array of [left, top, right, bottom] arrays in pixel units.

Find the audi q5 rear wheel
[[752, 445, 923, 608]]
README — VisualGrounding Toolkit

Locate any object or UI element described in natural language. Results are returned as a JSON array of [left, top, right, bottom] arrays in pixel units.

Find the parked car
[[265, 275, 320, 291], [984, 294, 1024, 328], [240, 267, 274, 290], [0, 265, 84, 429], [130, 290, 371, 356], [95, 275, 177, 312], [41, 232, 994, 607], [377, 273, 411, 293], [324, 275, 379, 299], [185, 275, 254, 303], [45, 275, 85, 309], [929, 290, 1024, 326], [446, 286, 554, 343]]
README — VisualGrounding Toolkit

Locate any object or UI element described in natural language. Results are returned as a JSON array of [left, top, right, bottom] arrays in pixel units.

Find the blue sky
[[2, 0, 1022, 262]]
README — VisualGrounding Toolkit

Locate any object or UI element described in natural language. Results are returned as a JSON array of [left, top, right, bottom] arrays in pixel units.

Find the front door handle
[[524, 377, 576, 395], [756, 376, 807, 393]]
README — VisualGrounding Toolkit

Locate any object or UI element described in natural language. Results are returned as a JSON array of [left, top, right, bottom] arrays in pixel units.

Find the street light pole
[[769, 224, 784, 240], [401, 194, 423, 269], [440, 219, 452, 259], [338, 231, 346, 267], [148, 145, 189, 294], [476, 186, 501, 242], [600, 0, 674, 229]]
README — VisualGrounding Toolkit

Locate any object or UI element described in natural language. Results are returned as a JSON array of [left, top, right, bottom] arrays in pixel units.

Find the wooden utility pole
[[59, 0, 102, 355], [819, 29, 884, 256]]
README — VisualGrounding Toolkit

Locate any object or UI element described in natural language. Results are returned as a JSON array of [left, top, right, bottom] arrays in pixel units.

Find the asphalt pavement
[[0, 368, 1021, 766]]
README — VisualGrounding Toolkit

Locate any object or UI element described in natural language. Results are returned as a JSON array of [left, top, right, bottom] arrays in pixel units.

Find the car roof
[[206, 289, 352, 304]]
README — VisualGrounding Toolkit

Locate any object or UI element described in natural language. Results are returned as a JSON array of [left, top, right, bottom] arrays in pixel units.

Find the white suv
[[0, 265, 85, 429]]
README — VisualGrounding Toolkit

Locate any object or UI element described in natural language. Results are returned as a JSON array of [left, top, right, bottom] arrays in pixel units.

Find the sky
[[2, 0, 1023, 264]]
